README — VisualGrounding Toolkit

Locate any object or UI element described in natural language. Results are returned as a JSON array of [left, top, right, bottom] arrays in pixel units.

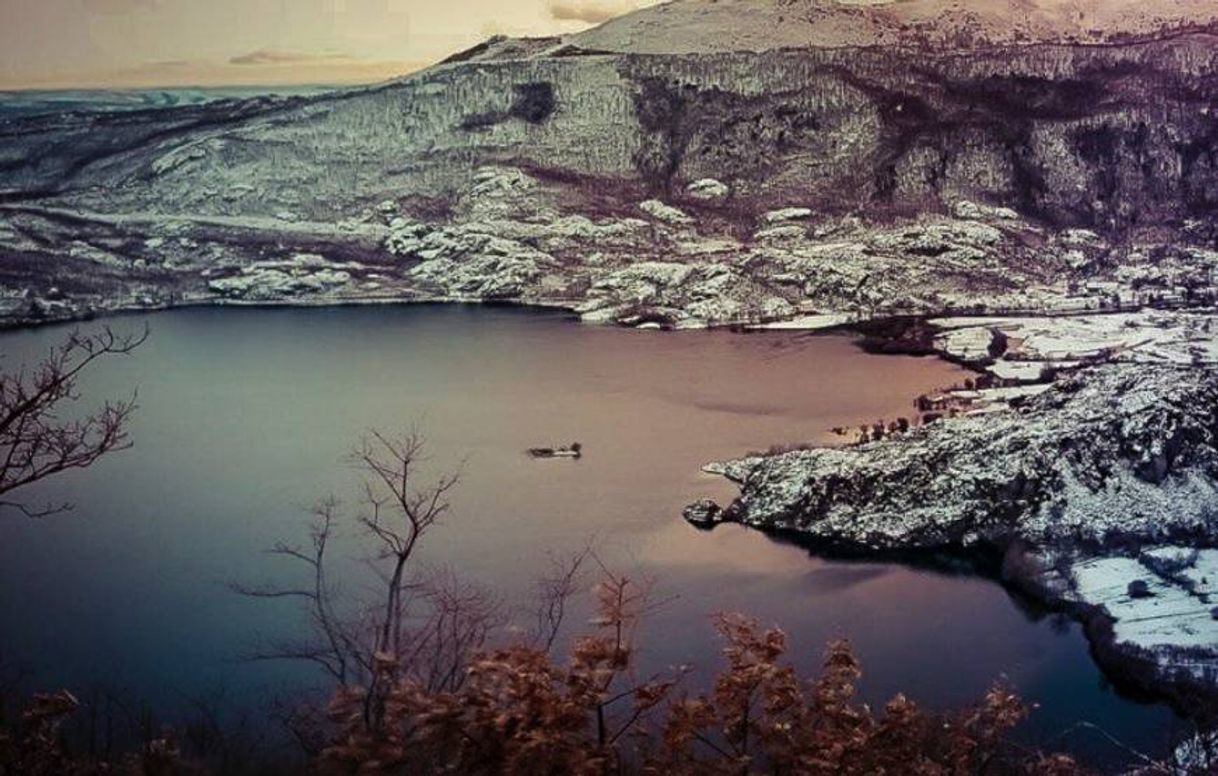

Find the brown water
[[0, 305, 1179, 765]]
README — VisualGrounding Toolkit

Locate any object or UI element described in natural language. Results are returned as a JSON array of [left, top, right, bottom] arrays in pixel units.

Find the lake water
[[0, 305, 1179, 765]]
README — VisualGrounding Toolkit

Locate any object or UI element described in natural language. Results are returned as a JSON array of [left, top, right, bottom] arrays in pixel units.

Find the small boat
[[527, 442, 583, 459]]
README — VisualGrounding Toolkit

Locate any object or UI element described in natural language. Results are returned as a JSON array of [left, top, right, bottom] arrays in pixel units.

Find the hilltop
[[453, 0, 1218, 62]]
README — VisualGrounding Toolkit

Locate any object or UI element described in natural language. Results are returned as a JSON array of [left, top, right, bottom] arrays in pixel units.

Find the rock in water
[[683, 498, 726, 528]]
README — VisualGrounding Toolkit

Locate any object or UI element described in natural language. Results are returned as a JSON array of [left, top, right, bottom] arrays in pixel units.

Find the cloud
[[81, 0, 162, 15], [229, 49, 352, 66], [548, 0, 643, 25]]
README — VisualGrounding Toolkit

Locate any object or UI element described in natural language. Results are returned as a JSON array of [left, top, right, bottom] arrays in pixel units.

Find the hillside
[[564, 0, 1218, 54]]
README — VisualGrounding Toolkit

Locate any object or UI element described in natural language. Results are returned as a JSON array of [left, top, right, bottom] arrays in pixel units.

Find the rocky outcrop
[[207, 254, 358, 300], [707, 364, 1218, 548], [690, 358, 1218, 701]]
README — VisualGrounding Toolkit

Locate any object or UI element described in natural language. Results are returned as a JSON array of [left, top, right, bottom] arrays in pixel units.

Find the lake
[[0, 304, 1179, 765]]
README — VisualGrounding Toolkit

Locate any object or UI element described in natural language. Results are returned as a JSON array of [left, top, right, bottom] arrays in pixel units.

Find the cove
[[0, 304, 1179, 766]]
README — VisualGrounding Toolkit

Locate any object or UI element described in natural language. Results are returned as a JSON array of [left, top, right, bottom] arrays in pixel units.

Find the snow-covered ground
[[1069, 549, 1218, 685], [934, 311, 1218, 372], [567, 0, 1218, 55], [10, 158, 1218, 335], [1071, 550, 1218, 654]]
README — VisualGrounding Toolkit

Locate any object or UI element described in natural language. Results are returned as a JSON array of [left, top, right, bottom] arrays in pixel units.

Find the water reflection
[[0, 304, 1178, 766]]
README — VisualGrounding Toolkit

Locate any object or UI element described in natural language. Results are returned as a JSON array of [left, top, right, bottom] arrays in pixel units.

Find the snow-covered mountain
[[9, 1, 1218, 233], [5, 0, 1218, 330], [564, 0, 1218, 54]]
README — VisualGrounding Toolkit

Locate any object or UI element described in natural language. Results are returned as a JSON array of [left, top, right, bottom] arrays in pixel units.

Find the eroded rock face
[[7, 30, 1218, 229]]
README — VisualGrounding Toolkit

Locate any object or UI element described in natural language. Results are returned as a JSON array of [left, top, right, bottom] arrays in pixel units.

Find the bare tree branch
[[530, 545, 592, 653], [347, 429, 462, 669], [233, 429, 494, 730], [0, 324, 147, 517]]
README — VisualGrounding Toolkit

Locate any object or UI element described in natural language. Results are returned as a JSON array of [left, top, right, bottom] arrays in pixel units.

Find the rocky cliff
[[10, 32, 1218, 225]]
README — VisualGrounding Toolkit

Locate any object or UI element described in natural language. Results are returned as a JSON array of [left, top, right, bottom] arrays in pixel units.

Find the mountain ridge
[[424, 0, 1218, 75], [567, 0, 1218, 53]]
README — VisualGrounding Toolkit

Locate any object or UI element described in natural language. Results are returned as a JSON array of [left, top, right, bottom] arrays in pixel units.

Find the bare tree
[[235, 430, 495, 719], [0, 325, 147, 517], [232, 497, 365, 685], [399, 568, 505, 695], [530, 546, 592, 653], [351, 428, 461, 671], [237, 427, 605, 750]]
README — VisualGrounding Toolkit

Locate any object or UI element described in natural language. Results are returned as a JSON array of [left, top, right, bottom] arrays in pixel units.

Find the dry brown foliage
[[0, 690, 198, 776], [321, 571, 678, 775], [317, 575, 1097, 776]]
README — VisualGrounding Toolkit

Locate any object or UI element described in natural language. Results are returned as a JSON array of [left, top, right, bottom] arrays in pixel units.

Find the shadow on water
[[752, 524, 1192, 712]]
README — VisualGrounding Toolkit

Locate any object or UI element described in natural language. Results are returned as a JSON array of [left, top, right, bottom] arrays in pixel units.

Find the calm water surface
[[0, 305, 1179, 764]]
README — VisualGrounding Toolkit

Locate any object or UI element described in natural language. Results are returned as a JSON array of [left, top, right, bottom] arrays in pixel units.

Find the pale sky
[[0, 0, 656, 90]]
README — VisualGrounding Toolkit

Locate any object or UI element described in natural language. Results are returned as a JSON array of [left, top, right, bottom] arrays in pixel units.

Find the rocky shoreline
[[686, 323, 1218, 713], [5, 159, 1218, 712], [6, 162, 1218, 331]]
